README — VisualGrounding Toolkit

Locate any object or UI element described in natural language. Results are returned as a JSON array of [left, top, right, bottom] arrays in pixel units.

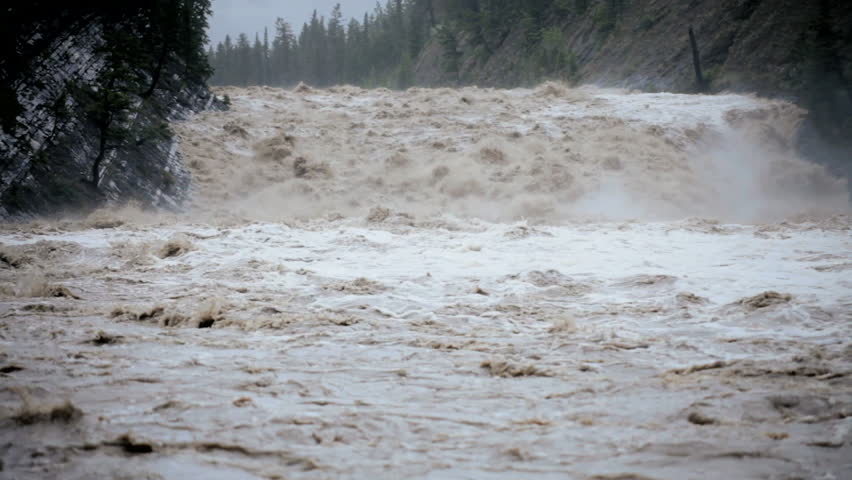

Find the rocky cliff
[[0, 9, 219, 220], [415, 0, 851, 180]]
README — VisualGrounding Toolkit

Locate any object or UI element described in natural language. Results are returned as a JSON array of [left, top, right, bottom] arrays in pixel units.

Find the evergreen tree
[[207, 1, 436, 89], [235, 33, 251, 86]]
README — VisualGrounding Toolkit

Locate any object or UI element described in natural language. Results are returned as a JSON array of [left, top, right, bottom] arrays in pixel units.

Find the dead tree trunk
[[689, 26, 707, 92], [91, 124, 109, 188]]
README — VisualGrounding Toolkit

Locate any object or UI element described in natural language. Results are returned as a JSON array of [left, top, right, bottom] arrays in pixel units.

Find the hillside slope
[[415, 0, 851, 178]]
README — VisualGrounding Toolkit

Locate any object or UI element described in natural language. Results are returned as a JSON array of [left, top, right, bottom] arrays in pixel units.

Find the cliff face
[[415, 0, 851, 177], [417, 0, 851, 93], [0, 16, 218, 220]]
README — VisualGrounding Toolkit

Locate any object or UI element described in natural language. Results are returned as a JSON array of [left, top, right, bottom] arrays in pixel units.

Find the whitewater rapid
[[174, 82, 847, 223], [0, 84, 850, 479]]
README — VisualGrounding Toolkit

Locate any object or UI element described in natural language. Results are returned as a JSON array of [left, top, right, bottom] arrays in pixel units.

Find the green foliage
[[396, 54, 415, 89], [531, 26, 578, 81], [553, 0, 573, 15], [74, 2, 212, 187], [2, 1, 214, 190], [136, 121, 173, 147], [592, 3, 615, 34], [436, 25, 462, 75], [521, 15, 542, 46], [209, 1, 444, 89], [207, 0, 600, 88], [162, 170, 176, 188]]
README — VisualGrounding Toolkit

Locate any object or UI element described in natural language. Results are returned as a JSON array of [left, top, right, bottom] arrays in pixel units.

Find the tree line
[[206, 0, 625, 89], [208, 1, 433, 89]]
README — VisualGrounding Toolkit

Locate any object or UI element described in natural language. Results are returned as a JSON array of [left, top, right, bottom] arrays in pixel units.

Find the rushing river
[[1, 83, 850, 479]]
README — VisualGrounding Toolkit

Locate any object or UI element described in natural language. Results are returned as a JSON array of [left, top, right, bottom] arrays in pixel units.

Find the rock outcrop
[[0, 13, 220, 219]]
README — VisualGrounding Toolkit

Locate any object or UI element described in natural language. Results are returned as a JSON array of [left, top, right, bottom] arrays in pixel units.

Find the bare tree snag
[[689, 26, 707, 92]]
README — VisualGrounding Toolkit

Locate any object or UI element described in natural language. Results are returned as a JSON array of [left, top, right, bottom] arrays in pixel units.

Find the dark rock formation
[[0, 8, 221, 220]]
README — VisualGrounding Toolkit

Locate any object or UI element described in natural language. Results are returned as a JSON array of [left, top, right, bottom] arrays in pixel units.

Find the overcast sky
[[208, 0, 379, 45]]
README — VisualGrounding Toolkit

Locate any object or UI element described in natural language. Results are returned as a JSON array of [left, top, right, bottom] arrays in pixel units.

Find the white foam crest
[[173, 83, 849, 224]]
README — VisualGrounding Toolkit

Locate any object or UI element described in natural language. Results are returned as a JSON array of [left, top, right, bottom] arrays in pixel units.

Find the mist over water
[[2, 83, 850, 479], [173, 82, 849, 225]]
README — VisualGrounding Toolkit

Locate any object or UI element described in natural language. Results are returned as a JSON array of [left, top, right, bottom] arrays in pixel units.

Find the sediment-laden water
[[1, 84, 850, 479]]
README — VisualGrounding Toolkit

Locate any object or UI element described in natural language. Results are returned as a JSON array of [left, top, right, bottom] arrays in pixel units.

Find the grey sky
[[208, 0, 380, 45]]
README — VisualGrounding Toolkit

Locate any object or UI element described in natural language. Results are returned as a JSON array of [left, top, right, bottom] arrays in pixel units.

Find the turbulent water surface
[[1, 84, 851, 479]]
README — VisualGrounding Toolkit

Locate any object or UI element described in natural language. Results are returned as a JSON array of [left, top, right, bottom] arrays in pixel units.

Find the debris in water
[[223, 121, 249, 138], [1, 84, 850, 478], [548, 317, 577, 333], [481, 358, 553, 377], [503, 446, 532, 461], [326, 315, 359, 326], [11, 396, 82, 425], [366, 206, 391, 223], [324, 277, 386, 295], [615, 274, 678, 288], [667, 360, 730, 375], [91, 331, 121, 345], [15, 273, 80, 299], [294, 82, 313, 93], [193, 300, 224, 328], [687, 411, 719, 425], [737, 291, 792, 310], [676, 292, 708, 304], [474, 286, 489, 296], [157, 234, 195, 259], [112, 434, 154, 454]]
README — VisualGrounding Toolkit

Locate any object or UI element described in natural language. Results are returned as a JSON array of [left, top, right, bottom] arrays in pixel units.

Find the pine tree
[[252, 33, 264, 85], [272, 18, 294, 85]]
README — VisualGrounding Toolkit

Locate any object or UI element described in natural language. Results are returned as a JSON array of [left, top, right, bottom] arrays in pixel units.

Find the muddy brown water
[[1, 84, 850, 479]]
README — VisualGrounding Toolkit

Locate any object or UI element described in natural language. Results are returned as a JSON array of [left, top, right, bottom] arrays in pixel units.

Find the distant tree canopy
[[208, 1, 432, 89], [206, 0, 608, 89]]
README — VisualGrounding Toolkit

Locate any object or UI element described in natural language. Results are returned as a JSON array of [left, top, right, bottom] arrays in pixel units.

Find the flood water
[[1, 84, 850, 479]]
